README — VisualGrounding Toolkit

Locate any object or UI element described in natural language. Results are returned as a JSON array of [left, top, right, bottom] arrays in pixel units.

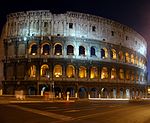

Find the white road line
[[8, 105, 73, 121]]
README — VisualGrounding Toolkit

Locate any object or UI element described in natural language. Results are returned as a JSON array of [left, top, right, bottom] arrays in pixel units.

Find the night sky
[[0, 0, 150, 81]]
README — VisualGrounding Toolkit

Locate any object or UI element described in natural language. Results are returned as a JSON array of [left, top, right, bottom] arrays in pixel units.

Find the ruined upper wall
[[3, 10, 147, 57]]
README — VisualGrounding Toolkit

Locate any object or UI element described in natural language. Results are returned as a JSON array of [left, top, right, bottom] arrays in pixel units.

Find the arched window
[[110, 49, 116, 60], [54, 44, 62, 55], [30, 44, 38, 55], [119, 51, 124, 61], [101, 67, 108, 79], [79, 46, 85, 56], [66, 65, 75, 78], [67, 45, 74, 55], [135, 56, 138, 65], [101, 48, 108, 59], [125, 53, 130, 63], [111, 68, 116, 79], [126, 70, 130, 80], [79, 66, 86, 78], [53, 65, 62, 77], [131, 71, 134, 81], [29, 65, 36, 77], [119, 69, 124, 80], [90, 67, 98, 79], [91, 46, 96, 56], [131, 54, 134, 64], [41, 44, 50, 55], [40, 64, 49, 77]]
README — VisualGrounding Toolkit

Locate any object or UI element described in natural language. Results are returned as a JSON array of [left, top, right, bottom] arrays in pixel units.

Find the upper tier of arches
[[2, 11, 147, 56]]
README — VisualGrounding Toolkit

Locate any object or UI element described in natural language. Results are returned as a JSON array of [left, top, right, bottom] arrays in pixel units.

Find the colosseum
[[0, 10, 148, 99]]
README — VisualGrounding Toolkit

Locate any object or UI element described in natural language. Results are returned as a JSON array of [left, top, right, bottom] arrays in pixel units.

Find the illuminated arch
[[119, 69, 124, 80], [29, 43, 38, 55], [54, 43, 62, 55], [101, 48, 108, 59], [79, 46, 85, 56], [79, 66, 87, 78], [101, 67, 108, 79], [53, 65, 62, 77], [28, 65, 36, 77], [126, 70, 130, 80], [110, 49, 116, 60], [66, 65, 75, 78], [135, 56, 138, 65], [67, 45, 74, 55], [131, 54, 135, 64], [40, 64, 49, 77], [125, 52, 130, 63], [111, 68, 116, 79], [90, 67, 98, 79], [41, 43, 50, 55], [118, 51, 124, 61]]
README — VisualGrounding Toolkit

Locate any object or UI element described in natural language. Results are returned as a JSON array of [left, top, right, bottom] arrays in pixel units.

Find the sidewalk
[[0, 95, 75, 104]]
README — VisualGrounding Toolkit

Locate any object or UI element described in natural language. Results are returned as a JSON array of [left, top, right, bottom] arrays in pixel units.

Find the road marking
[[8, 105, 73, 121], [65, 110, 80, 113]]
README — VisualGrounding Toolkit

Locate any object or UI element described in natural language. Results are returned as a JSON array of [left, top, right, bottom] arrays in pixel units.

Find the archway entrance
[[28, 87, 36, 95], [79, 87, 87, 99], [90, 88, 98, 98]]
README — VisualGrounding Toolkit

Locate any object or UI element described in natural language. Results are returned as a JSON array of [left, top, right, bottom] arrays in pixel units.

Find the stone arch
[[78, 87, 87, 99], [28, 86, 36, 95], [66, 87, 75, 97], [54, 43, 62, 55], [90, 88, 98, 98], [101, 88, 108, 98], [41, 42, 50, 55]]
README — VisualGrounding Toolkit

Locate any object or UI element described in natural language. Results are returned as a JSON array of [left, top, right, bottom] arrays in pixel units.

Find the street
[[0, 100, 150, 123]]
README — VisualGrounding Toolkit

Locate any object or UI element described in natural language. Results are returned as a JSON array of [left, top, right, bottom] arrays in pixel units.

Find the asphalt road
[[1, 100, 150, 123]]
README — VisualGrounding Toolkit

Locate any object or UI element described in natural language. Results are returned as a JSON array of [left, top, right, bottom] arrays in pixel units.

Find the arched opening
[[41, 43, 50, 55], [90, 67, 98, 79], [67, 45, 74, 55], [131, 54, 135, 64], [66, 87, 75, 97], [78, 87, 87, 98], [113, 88, 117, 98], [40, 64, 49, 77], [101, 48, 108, 59], [126, 89, 130, 98], [79, 46, 85, 56], [54, 87, 62, 98], [101, 67, 108, 79], [40, 84, 50, 95], [135, 56, 138, 65], [28, 65, 36, 77], [111, 68, 116, 79], [79, 66, 87, 78], [125, 70, 130, 80], [66, 65, 75, 78], [90, 46, 96, 56], [125, 52, 130, 63], [110, 49, 116, 59], [119, 51, 124, 61], [30, 43, 38, 55], [120, 88, 124, 98], [131, 71, 135, 81], [28, 87, 36, 95], [101, 88, 108, 98], [119, 69, 124, 80], [90, 88, 98, 98], [53, 65, 62, 78], [54, 44, 62, 55]]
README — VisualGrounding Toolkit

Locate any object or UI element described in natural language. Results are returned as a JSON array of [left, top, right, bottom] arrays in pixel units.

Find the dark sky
[[0, 0, 150, 81]]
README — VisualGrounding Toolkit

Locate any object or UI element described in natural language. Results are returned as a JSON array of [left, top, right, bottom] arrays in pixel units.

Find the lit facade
[[0, 11, 148, 99]]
